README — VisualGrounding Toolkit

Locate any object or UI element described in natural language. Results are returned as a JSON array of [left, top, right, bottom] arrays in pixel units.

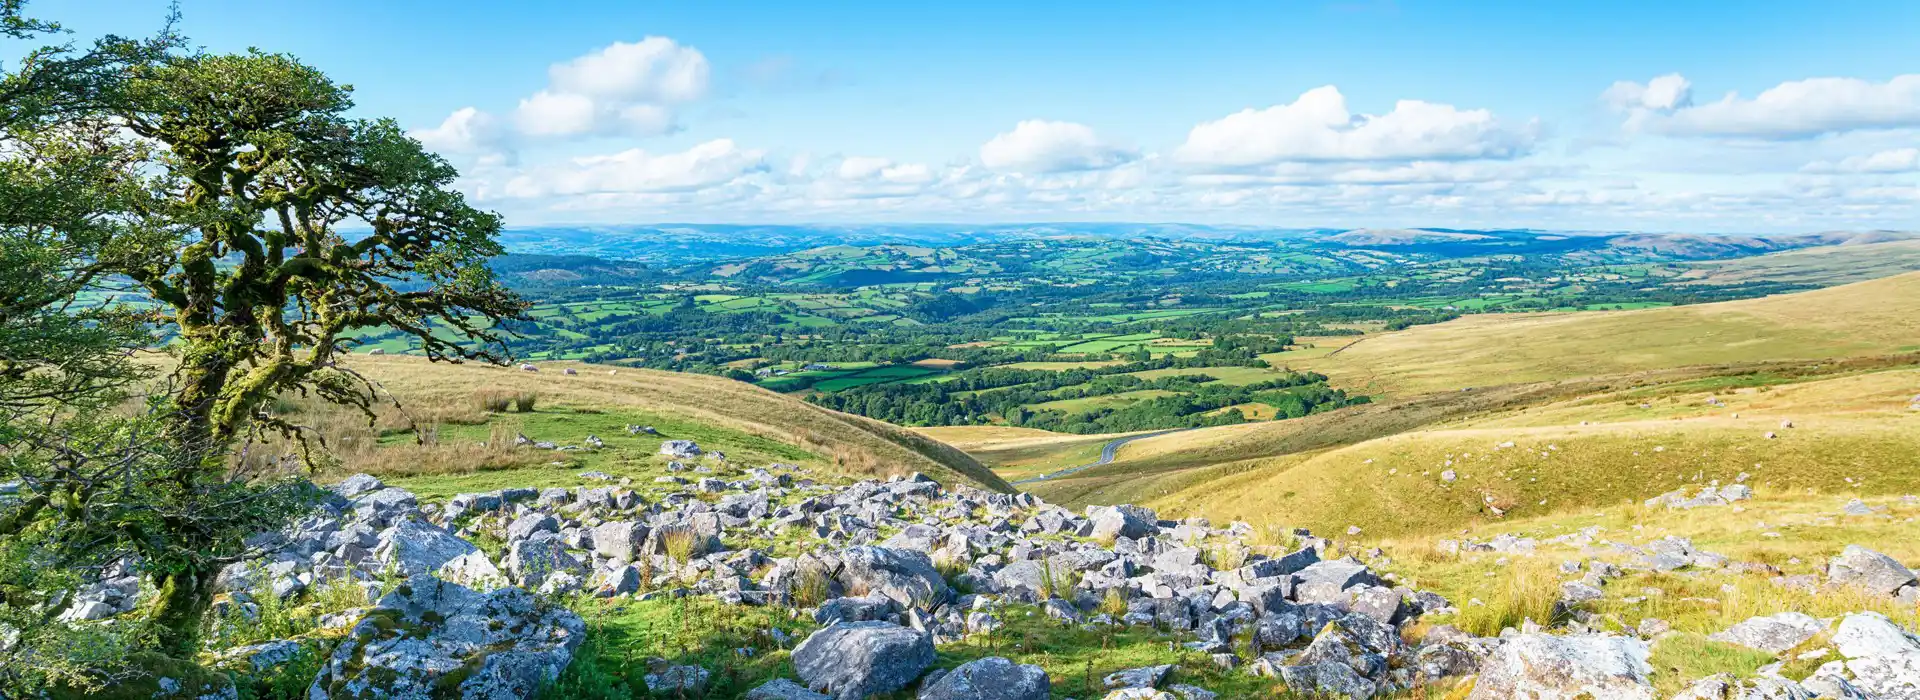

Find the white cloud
[[1613, 74, 1920, 139], [513, 91, 598, 137], [1602, 74, 1693, 112], [411, 107, 510, 160], [497, 139, 765, 199], [511, 37, 710, 138], [1802, 147, 1920, 173], [547, 37, 710, 104], [1175, 86, 1536, 168], [979, 120, 1137, 173]]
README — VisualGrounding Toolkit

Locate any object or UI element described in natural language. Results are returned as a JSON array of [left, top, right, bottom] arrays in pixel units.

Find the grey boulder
[[835, 546, 951, 607], [1828, 545, 1917, 596], [791, 621, 934, 698], [1467, 634, 1653, 700], [916, 656, 1049, 700], [1708, 612, 1827, 654]]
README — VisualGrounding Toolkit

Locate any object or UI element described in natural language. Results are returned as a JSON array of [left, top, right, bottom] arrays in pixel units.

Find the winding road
[[1012, 428, 1195, 485]]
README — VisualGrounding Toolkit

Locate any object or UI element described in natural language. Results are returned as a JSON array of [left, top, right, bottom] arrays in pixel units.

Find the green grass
[[378, 405, 817, 500], [1028, 389, 1182, 415], [550, 597, 1317, 699]]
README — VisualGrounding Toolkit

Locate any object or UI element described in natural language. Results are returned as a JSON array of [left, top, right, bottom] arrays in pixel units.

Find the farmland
[[350, 227, 1920, 436]]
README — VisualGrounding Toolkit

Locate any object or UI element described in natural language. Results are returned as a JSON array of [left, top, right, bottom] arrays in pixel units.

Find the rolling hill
[[1680, 238, 1920, 287], [308, 356, 1012, 495], [1297, 271, 1920, 396], [1026, 359, 1920, 538]]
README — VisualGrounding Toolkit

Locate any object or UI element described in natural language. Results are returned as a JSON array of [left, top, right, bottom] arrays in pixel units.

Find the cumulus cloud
[[1602, 73, 1692, 111], [496, 139, 765, 199], [1802, 147, 1920, 174], [1612, 74, 1920, 139], [979, 120, 1137, 173], [1174, 86, 1536, 168], [512, 37, 710, 138], [414, 37, 712, 162], [410, 107, 512, 163]]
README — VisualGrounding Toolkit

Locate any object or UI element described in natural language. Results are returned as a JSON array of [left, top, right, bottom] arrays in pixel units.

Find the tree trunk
[[148, 565, 216, 657]]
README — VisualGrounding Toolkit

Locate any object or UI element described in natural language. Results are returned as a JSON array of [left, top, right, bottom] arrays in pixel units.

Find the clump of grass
[[661, 529, 699, 563], [473, 389, 539, 413], [1453, 559, 1563, 637], [1099, 587, 1130, 618], [1646, 633, 1777, 694], [791, 567, 834, 608], [1206, 542, 1250, 571]]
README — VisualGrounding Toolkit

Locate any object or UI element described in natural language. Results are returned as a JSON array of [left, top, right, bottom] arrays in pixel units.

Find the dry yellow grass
[[913, 425, 1125, 482], [1033, 362, 1920, 538], [1680, 239, 1920, 287], [278, 356, 1009, 491], [1300, 272, 1920, 396]]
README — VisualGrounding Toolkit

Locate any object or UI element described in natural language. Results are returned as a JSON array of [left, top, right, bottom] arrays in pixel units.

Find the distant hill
[[1681, 239, 1920, 287], [1297, 272, 1920, 395], [489, 254, 662, 288], [1327, 228, 1496, 246], [487, 224, 1915, 269]]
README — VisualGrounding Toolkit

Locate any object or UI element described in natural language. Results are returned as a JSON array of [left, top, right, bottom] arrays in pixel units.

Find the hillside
[[1680, 238, 1920, 287], [309, 356, 1011, 495], [1026, 359, 1920, 538], [1297, 271, 1920, 395]]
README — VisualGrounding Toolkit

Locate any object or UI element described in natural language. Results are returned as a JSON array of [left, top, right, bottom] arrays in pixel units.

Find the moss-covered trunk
[[148, 565, 216, 657]]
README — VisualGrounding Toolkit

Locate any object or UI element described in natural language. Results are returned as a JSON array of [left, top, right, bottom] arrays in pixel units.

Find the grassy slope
[[1681, 239, 1920, 287], [914, 426, 1122, 482], [1051, 363, 1920, 538], [329, 356, 1011, 493], [1297, 271, 1920, 396]]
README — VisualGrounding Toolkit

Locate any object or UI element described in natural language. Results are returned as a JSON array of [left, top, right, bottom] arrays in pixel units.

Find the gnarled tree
[[101, 51, 527, 654]]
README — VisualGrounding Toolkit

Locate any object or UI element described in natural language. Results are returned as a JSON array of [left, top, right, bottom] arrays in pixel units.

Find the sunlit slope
[[347, 356, 1011, 491], [1102, 365, 1920, 538], [1297, 271, 1920, 396], [1681, 239, 1920, 287], [913, 426, 1128, 482]]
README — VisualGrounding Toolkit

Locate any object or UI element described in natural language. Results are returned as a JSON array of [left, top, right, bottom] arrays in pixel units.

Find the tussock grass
[[1450, 558, 1565, 637], [473, 388, 539, 413]]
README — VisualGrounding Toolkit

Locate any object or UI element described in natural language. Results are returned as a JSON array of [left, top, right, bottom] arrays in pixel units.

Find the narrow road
[[1013, 428, 1194, 485]]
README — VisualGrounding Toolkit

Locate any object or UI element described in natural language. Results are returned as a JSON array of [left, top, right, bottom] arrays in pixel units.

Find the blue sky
[[40, 0, 1920, 231]]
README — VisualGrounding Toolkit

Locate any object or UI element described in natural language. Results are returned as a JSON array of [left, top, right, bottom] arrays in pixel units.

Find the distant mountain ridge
[[493, 224, 1917, 268]]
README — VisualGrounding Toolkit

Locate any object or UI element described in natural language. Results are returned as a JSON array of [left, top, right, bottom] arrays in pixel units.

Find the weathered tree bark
[[148, 566, 217, 657]]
